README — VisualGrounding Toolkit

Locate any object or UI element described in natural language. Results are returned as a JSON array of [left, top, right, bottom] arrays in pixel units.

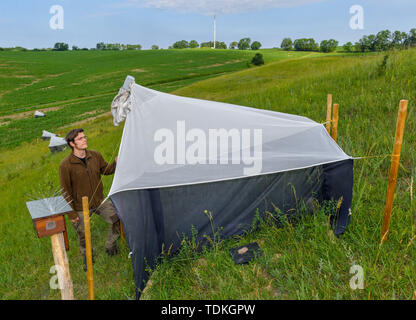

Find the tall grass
[[144, 49, 416, 299]]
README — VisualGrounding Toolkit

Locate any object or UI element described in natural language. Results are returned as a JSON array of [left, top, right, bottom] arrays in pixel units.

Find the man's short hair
[[65, 128, 84, 150]]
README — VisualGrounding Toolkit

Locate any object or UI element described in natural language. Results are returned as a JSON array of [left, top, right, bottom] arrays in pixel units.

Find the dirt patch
[[17, 75, 34, 78], [72, 71, 123, 85], [57, 112, 112, 130], [196, 59, 243, 69], [197, 63, 224, 69], [78, 110, 100, 117], [0, 75, 35, 79], [40, 86, 55, 91], [46, 72, 68, 78], [0, 106, 63, 121], [131, 68, 147, 73]]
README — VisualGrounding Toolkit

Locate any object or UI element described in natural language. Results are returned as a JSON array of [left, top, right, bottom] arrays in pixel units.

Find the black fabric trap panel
[[110, 159, 353, 299]]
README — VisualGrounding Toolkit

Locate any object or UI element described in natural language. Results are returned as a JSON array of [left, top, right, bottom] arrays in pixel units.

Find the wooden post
[[331, 103, 339, 142], [51, 232, 74, 300], [326, 94, 332, 134], [63, 220, 69, 251], [381, 100, 408, 244], [120, 222, 125, 244], [82, 196, 94, 300]]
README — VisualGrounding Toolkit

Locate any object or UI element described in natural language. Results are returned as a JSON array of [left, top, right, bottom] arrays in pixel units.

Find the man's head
[[65, 128, 88, 152]]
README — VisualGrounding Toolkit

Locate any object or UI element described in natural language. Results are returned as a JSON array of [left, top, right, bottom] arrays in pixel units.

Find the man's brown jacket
[[59, 149, 116, 217]]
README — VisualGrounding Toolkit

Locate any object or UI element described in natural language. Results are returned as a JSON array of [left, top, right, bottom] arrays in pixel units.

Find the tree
[[200, 41, 213, 48], [280, 38, 293, 50], [342, 42, 354, 52], [407, 28, 416, 47], [320, 39, 338, 53], [126, 44, 141, 50], [391, 30, 407, 49], [251, 41, 262, 50], [151, 45, 159, 50], [200, 41, 226, 49], [53, 42, 69, 51], [96, 42, 105, 50], [172, 40, 190, 49], [189, 40, 199, 48], [355, 35, 375, 52], [107, 43, 121, 50], [238, 38, 251, 50], [375, 30, 392, 51], [229, 41, 238, 49], [215, 41, 227, 49], [251, 53, 264, 66], [294, 38, 318, 51], [72, 45, 79, 51]]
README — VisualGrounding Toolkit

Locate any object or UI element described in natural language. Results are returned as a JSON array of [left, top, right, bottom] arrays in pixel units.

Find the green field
[[0, 48, 415, 300], [0, 49, 311, 148]]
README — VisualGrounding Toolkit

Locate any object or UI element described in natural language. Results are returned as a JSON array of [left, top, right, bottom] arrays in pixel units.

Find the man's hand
[[71, 216, 80, 223]]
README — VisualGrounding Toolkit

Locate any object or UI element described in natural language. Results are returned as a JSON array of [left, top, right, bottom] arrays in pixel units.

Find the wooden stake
[[120, 222, 125, 244], [331, 103, 339, 142], [381, 100, 408, 244], [82, 196, 94, 300], [63, 219, 69, 251], [51, 232, 74, 300], [326, 94, 332, 134]]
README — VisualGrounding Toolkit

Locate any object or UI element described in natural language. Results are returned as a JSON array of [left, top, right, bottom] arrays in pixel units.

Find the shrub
[[251, 53, 264, 66]]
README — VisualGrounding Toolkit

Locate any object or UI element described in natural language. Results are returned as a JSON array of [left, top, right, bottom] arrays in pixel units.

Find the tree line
[[280, 28, 416, 53], [3, 28, 415, 52], [170, 38, 262, 50]]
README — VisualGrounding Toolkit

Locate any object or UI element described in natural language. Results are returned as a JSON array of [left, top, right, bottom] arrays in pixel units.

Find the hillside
[[144, 49, 416, 299], [1, 49, 415, 299], [0, 49, 312, 148]]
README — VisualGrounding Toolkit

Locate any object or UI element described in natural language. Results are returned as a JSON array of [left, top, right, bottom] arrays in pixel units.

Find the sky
[[0, 0, 415, 49]]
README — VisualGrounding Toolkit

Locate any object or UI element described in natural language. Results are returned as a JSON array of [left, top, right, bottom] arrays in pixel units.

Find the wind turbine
[[213, 14, 216, 49]]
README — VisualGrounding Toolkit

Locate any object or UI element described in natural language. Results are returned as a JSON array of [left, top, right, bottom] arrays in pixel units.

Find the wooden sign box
[[26, 196, 73, 251]]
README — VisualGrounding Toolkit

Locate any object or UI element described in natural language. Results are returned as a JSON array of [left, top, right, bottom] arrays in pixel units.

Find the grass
[[144, 48, 416, 299], [0, 48, 415, 299], [0, 49, 311, 148]]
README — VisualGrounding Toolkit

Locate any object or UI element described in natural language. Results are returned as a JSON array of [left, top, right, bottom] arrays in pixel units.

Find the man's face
[[72, 132, 88, 151]]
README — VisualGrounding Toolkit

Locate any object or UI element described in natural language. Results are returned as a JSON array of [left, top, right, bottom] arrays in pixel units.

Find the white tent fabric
[[34, 110, 45, 117], [108, 78, 351, 198], [42, 130, 57, 140], [48, 136, 67, 148]]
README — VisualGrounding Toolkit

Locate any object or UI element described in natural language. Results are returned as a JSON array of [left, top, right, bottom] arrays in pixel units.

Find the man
[[59, 128, 121, 270]]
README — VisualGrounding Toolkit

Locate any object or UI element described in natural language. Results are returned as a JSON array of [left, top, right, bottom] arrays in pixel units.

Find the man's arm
[[59, 163, 78, 220], [98, 152, 117, 175]]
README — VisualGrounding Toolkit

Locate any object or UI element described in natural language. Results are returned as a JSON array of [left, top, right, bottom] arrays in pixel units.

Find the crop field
[[0, 48, 415, 300], [0, 49, 312, 149]]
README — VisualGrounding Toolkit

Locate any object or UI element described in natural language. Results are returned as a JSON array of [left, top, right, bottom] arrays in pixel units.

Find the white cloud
[[118, 0, 328, 15]]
